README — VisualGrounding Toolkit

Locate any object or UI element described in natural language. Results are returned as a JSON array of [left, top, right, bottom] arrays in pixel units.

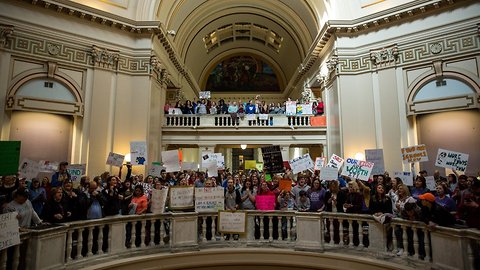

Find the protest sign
[[425, 176, 436, 191], [310, 116, 326, 126], [169, 186, 194, 210], [285, 101, 297, 116], [195, 187, 224, 212], [199, 91, 211, 99], [0, 141, 21, 176], [259, 114, 269, 120], [314, 157, 326, 171], [67, 164, 86, 187], [106, 152, 125, 167], [150, 188, 168, 214], [261, 146, 284, 173], [289, 154, 314, 174], [149, 163, 166, 178], [341, 158, 374, 181], [161, 150, 180, 172], [0, 212, 20, 251], [320, 166, 338, 181], [218, 211, 247, 234], [204, 161, 218, 177], [394, 171, 414, 186], [365, 149, 385, 176], [130, 141, 147, 165], [181, 162, 198, 171], [301, 103, 313, 115], [18, 158, 40, 181], [246, 114, 256, 121], [401, 144, 428, 164], [255, 163, 264, 171], [39, 160, 59, 172], [255, 195, 276, 210], [245, 160, 257, 170], [435, 148, 469, 172], [326, 154, 344, 171], [279, 179, 292, 191]]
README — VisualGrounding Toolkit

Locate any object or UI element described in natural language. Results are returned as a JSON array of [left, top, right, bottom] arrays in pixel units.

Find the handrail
[[1, 211, 476, 270]]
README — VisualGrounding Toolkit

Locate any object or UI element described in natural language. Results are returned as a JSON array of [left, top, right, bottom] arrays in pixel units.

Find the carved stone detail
[[47, 43, 61, 55], [370, 44, 399, 67], [150, 55, 168, 85], [90, 45, 119, 69], [326, 55, 339, 72], [430, 42, 443, 54], [0, 24, 14, 47]]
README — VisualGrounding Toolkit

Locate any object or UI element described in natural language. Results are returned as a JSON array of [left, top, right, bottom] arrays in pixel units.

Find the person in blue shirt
[[245, 99, 256, 114]]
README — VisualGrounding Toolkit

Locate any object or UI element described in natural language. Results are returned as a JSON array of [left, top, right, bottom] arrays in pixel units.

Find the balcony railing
[[1, 212, 478, 270], [163, 114, 326, 128]]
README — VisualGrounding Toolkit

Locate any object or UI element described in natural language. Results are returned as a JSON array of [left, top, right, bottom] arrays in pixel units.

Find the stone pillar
[[225, 148, 233, 171], [170, 212, 199, 251], [295, 212, 324, 252]]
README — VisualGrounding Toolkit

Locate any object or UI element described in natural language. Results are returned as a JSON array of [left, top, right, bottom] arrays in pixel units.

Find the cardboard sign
[[393, 171, 414, 186], [341, 158, 374, 181], [0, 212, 20, 251], [0, 141, 21, 176], [161, 150, 180, 172], [365, 149, 385, 176], [435, 148, 469, 172], [18, 158, 40, 181], [218, 211, 247, 234], [326, 154, 344, 171], [169, 186, 194, 210], [255, 195, 276, 210], [245, 160, 257, 170], [320, 166, 338, 181], [425, 176, 436, 191], [67, 164, 86, 187], [148, 163, 166, 178], [300, 103, 313, 115], [279, 179, 292, 191], [150, 188, 168, 214], [285, 101, 297, 116], [130, 141, 147, 165], [401, 144, 428, 164], [289, 154, 314, 174], [314, 157, 326, 171], [195, 187, 225, 213], [106, 152, 124, 167], [261, 146, 284, 173]]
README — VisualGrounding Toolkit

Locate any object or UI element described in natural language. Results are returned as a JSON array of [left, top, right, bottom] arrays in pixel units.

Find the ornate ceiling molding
[[0, 24, 14, 47], [90, 45, 119, 70], [370, 44, 399, 67]]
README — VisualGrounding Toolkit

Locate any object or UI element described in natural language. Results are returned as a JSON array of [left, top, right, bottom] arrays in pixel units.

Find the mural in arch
[[205, 55, 280, 92]]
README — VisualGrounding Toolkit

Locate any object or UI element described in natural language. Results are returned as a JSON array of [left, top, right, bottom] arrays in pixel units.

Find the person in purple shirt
[[435, 182, 456, 213], [308, 179, 326, 212], [410, 176, 429, 200]]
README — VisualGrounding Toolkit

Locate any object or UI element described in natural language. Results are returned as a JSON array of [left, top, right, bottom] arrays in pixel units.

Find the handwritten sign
[[279, 179, 292, 191], [326, 154, 344, 171], [255, 195, 276, 210], [425, 176, 436, 191], [320, 166, 338, 181], [181, 162, 198, 171], [18, 158, 40, 181], [0, 212, 20, 251], [341, 158, 374, 181], [401, 144, 428, 164], [314, 157, 326, 171], [289, 154, 314, 174], [150, 188, 168, 214], [285, 101, 297, 116], [148, 163, 165, 178], [394, 171, 414, 186], [365, 149, 385, 176], [161, 150, 180, 172], [435, 148, 469, 172], [130, 141, 147, 165], [169, 186, 194, 210], [195, 187, 224, 212], [106, 152, 124, 167], [67, 164, 86, 187], [261, 145, 284, 173], [218, 211, 247, 234], [199, 91, 211, 99]]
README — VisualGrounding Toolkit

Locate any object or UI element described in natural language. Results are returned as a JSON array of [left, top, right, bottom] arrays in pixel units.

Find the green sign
[[0, 141, 21, 176]]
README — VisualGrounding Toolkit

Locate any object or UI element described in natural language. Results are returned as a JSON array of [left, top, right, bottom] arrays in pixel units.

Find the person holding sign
[[4, 188, 42, 228], [51, 161, 71, 188], [240, 179, 256, 210], [343, 181, 364, 246]]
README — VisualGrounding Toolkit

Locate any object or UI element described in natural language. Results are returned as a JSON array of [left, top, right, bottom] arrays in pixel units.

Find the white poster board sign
[[319, 166, 338, 181], [150, 188, 168, 214], [106, 152, 125, 167], [258, 114, 269, 120], [401, 144, 428, 164], [169, 186, 194, 210], [285, 101, 297, 116], [314, 157, 326, 171], [394, 171, 414, 186], [218, 211, 247, 234], [0, 212, 20, 251], [300, 104, 313, 115], [425, 176, 436, 191], [39, 161, 59, 172], [130, 141, 147, 165], [67, 164, 86, 187], [161, 150, 180, 172], [204, 161, 218, 177], [365, 149, 385, 176], [289, 154, 314, 174], [199, 91, 211, 99], [326, 154, 344, 171], [195, 187, 225, 212], [246, 114, 256, 121], [435, 148, 469, 172], [18, 158, 40, 181], [181, 162, 198, 171], [341, 158, 374, 181], [148, 164, 166, 178]]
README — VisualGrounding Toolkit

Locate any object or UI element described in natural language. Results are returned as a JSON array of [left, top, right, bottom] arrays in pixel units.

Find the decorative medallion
[[47, 43, 61, 55], [430, 43, 442, 54]]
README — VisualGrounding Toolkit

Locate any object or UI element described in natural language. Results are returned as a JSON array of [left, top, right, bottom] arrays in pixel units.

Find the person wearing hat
[[418, 192, 456, 228], [51, 161, 71, 188]]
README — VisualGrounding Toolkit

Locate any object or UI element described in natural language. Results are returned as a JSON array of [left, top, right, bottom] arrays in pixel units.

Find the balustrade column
[[11, 245, 20, 270], [268, 216, 273, 241], [201, 217, 207, 242], [401, 225, 408, 257], [66, 230, 73, 262], [98, 226, 104, 254], [87, 226, 94, 256], [78, 229, 84, 258]]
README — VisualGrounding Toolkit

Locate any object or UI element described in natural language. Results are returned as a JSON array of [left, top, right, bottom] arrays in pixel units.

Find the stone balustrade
[[1, 211, 478, 270]]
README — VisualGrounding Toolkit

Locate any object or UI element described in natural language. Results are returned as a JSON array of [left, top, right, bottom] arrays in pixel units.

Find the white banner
[[435, 148, 469, 172], [161, 150, 180, 172], [106, 152, 125, 167], [39, 161, 59, 172], [195, 187, 225, 212], [130, 141, 147, 165], [169, 186, 194, 209], [326, 154, 344, 171], [401, 144, 428, 164], [393, 171, 414, 186], [341, 158, 374, 181], [289, 154, 314, 174], [365, 149, 385, 176], [319, 166, 338, 181], [150, 188, 168, 214], [0, 212, 20, 251]]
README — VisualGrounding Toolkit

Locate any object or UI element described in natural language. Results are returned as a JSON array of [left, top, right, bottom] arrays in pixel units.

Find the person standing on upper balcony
[[313, 98, 324, 115], [51, 161, 71, 188], [245, 99, 256, 114], [196, 99, 207, 114]]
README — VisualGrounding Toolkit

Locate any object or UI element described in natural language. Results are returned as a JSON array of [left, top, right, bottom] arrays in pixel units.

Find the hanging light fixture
[[241, 144, 247, 150]]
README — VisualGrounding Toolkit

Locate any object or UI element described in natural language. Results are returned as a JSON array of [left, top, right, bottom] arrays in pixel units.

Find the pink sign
[[256, 195, 276, 210]]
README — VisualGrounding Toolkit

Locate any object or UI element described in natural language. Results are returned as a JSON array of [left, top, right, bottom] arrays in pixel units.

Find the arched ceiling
[[156, 0, 322, 95]]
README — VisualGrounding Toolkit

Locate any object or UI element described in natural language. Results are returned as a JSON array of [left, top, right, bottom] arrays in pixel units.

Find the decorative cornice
[[370, 44, 399, 67], [90, 45, 119, 70], [0, 24, 14, 47]]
